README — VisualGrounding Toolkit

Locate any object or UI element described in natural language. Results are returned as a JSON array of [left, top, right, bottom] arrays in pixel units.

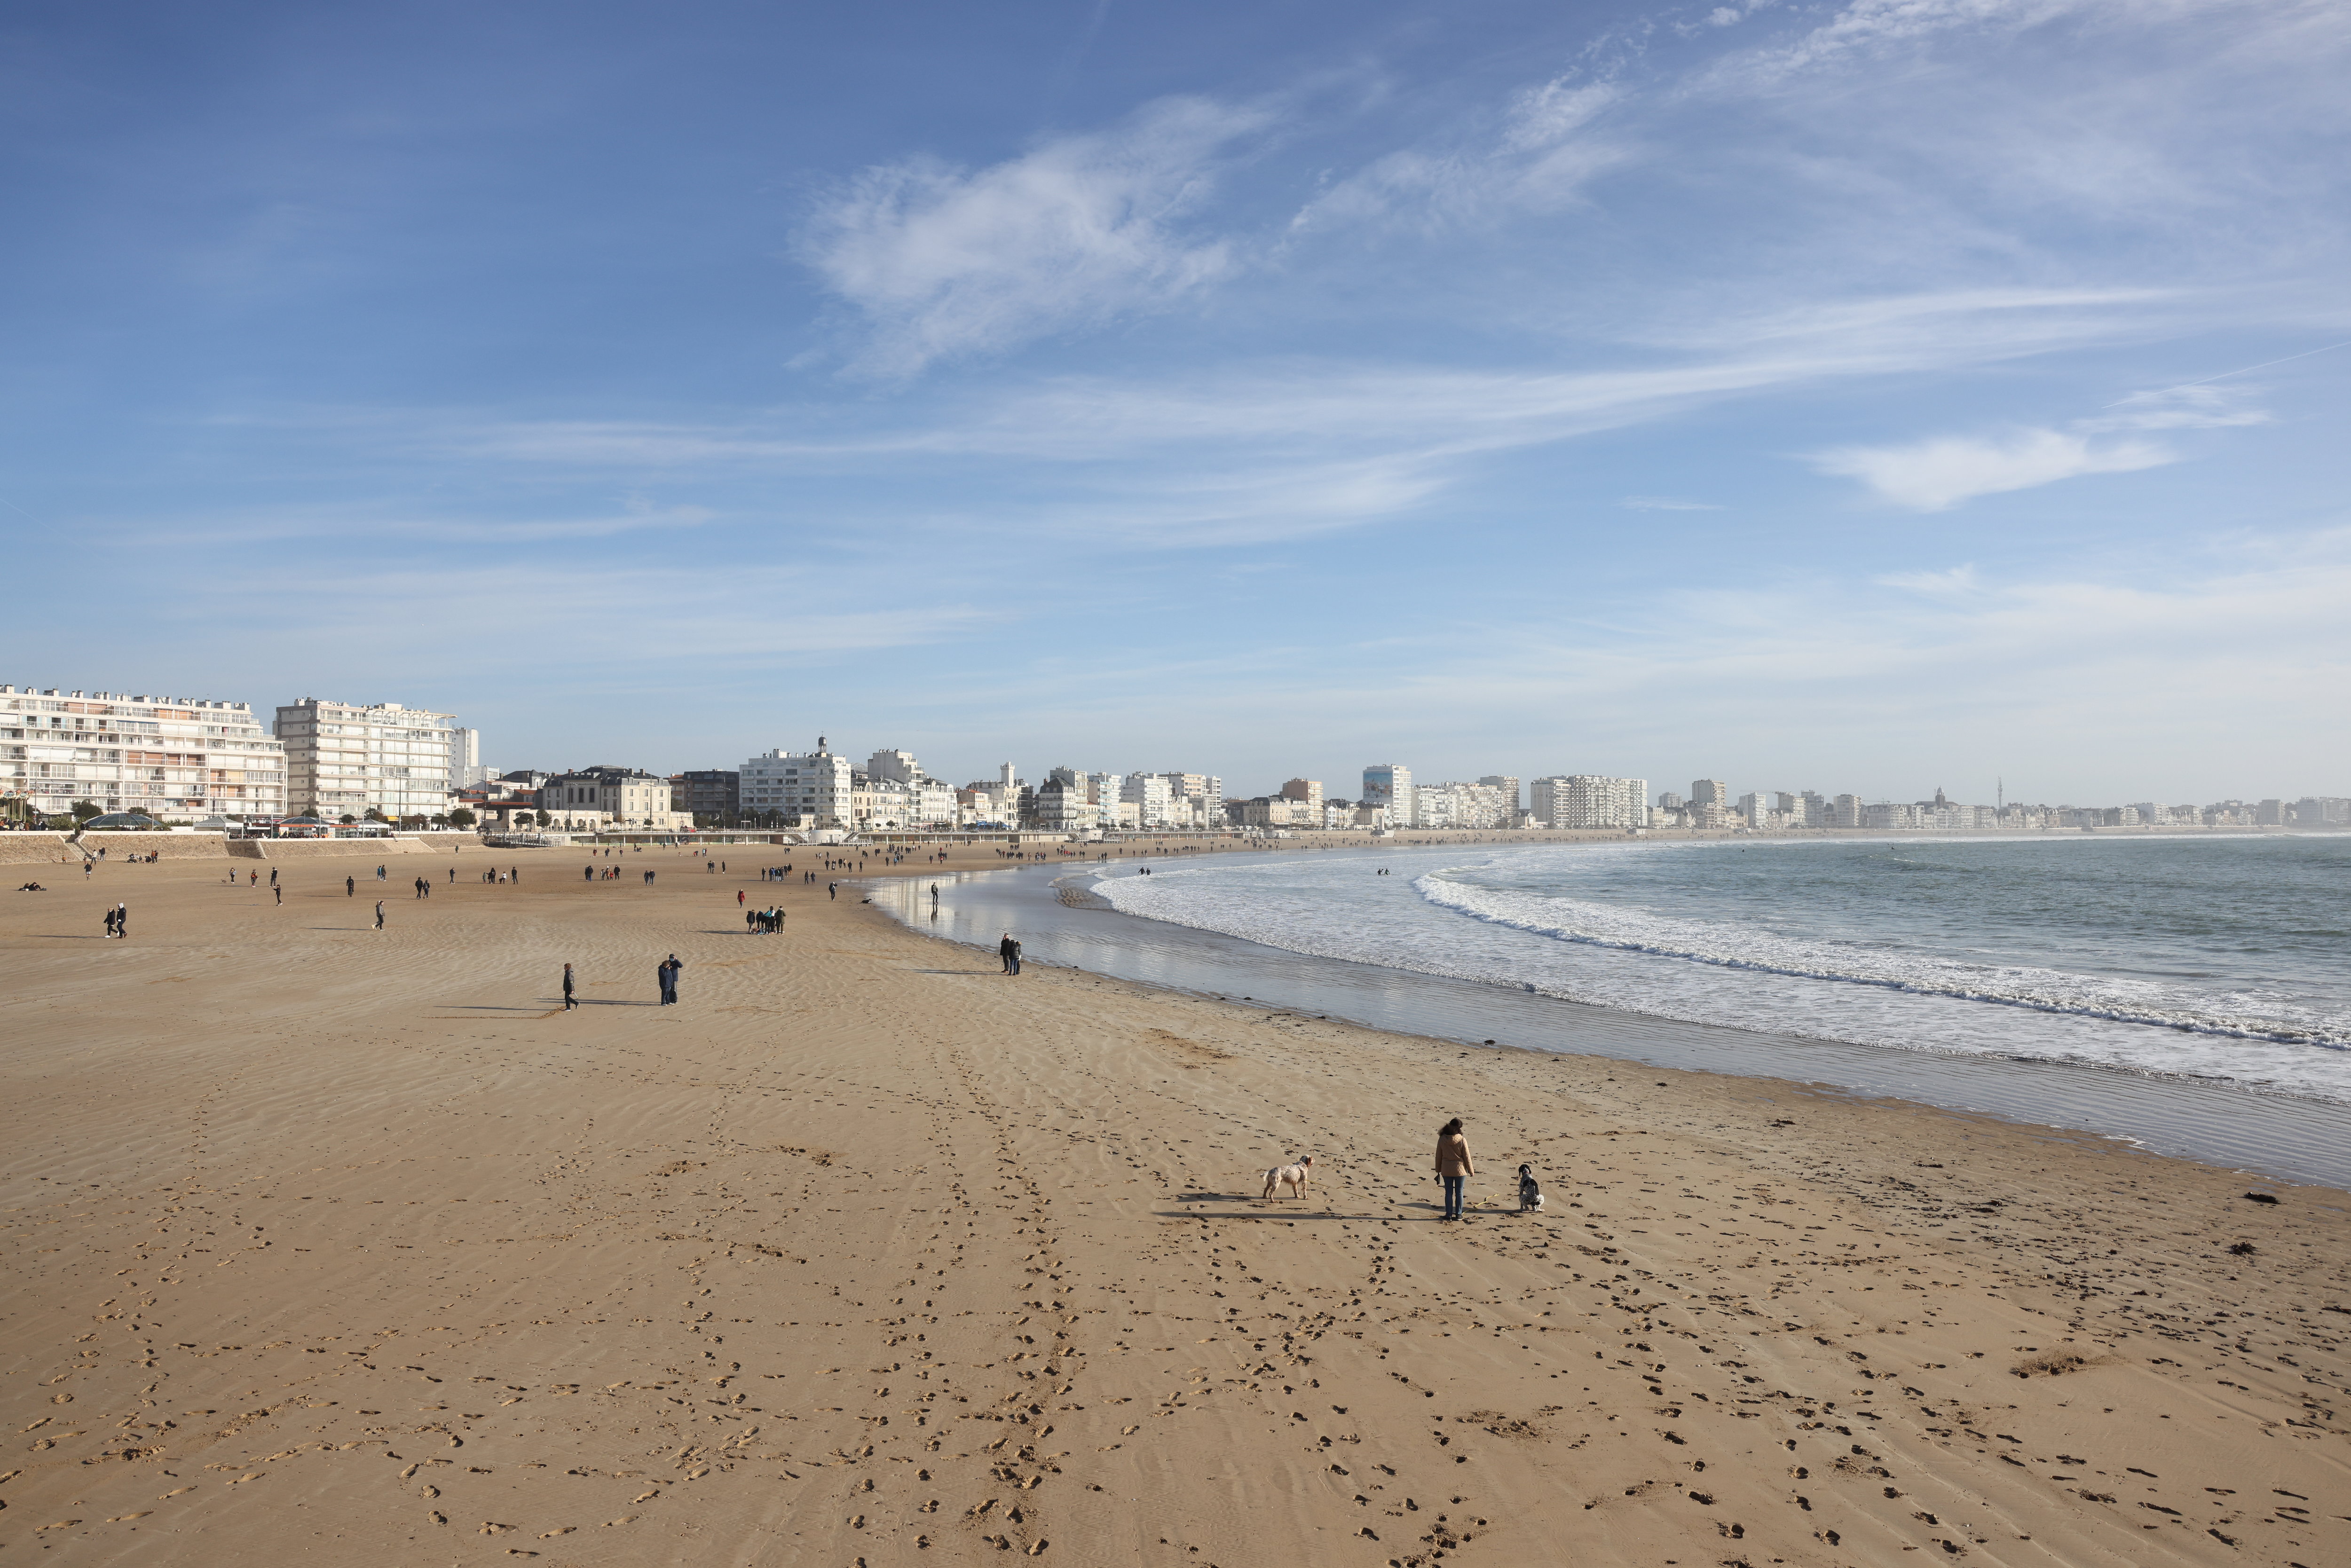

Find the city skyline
[[2, 2, 2346, 800]]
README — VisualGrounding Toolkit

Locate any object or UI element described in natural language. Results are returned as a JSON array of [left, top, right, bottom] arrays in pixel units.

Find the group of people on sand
[[745, 905, 785, 934]]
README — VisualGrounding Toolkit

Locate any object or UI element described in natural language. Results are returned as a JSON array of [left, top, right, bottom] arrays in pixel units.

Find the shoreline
[[3, 843, 2344, 1565], [872, 849, 2351, 1191]]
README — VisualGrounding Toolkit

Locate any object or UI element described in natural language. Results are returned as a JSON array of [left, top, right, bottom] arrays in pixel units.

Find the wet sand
[[2, 843, 2345, 1566]]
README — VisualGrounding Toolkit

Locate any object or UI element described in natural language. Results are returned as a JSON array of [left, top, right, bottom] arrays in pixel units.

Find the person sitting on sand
[[1435, 1117, 1475, 1221]]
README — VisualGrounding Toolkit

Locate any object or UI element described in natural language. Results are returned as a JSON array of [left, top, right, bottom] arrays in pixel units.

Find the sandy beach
[[2, 841, 2345, 1567]]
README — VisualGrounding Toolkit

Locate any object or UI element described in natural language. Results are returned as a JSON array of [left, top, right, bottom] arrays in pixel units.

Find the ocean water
[[1089, 835, 2351, 1106]]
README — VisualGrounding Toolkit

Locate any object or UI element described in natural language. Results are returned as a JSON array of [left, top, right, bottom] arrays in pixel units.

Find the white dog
[[1261, 1155, 1315, 1200]]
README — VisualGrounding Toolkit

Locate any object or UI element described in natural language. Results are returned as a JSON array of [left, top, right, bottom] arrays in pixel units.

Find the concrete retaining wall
[[229, 834, 473, 860], [0, 831, 233, 864], [0, 830, 477, 864]]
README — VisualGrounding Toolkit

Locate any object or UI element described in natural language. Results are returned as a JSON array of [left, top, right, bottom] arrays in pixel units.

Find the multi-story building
[[1363, 763, 1412, 826], [1690, 779, 1729, 812], [1157, 773, 1223, 823], [860, 749, 955, 828], [1477, 776, 1522, 825], [2, 684, 287, 821], [1830, 794, 1864, 828], [1234, 796, 1317, 828], [1278, 778, 1323, 816], [1125, 772, 1177, 828], [452, 728, 482, 793], [740, 740, 855, 827], [274, 698, 457, 821], [671, 770, 741, 824], [1029, 776, 1097, 834], [1407, 779, 1516, 830], [1532, 774, 1649, 829], [538, 766, 689, 831]]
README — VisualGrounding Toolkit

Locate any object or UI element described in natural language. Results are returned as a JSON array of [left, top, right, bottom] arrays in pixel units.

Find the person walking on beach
[[999, 932, 1021, 975], [274, 883, 281, 905], [374, 899, 386, 930], [346, 875, 355, 898], [114, 903, 127, 939], [827, 881, 837, 900], [103, 905, 117, 939], [1435, 1117, 1474, 1221], [562, 962, 577, 1010], [269, 867, 277, 887], [657, 954, 683, 1005]]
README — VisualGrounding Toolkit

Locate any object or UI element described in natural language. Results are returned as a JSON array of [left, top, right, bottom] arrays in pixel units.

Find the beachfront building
[[538, 766, 693, 832], [274, 698, 458, 822], [1126, 772, 1179, 828], [1362, 763, 1412, 826], [1531, 774, 1649, 829], [1478, 776, 1523, 825], [1405, 779, 1515, 830], [858, 749, 956, 828], [2, 684, 288, 821], [1278, 778, 1324, 819], [671, 770, 741, 825], [1028, 775, 1097, 834], [1154, 772, 1223, 829], [741, 740, 854, 828]]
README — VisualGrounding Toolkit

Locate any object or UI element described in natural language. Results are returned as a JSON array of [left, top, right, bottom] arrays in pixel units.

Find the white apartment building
[[1117, 772, 1172, 827], [1531, 774, 1649, 829], [3, 685, 287, 820], [1478, 776, 1522, 824], [274, 698, 458, 821], [861, 749, 956, 827], [741, 740, 855, 827], [1408, 779, 1516, 830]]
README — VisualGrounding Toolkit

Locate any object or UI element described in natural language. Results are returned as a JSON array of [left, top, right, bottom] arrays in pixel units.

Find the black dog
[[1517, 1163, 1544, 1213]]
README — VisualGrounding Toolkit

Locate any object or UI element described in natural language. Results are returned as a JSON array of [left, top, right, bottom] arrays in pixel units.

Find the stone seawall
[[0, 832, 231, 864], [0, 831, 477, 864], [229, 834, 472, 860]]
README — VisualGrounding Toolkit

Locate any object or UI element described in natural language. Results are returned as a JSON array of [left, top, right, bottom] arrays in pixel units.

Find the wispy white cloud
[[798, 96, 1272, 376], [2081, 381, 2271, 432], [1289, 77, 1627, 235], [1812, 427, 2172, 510], [122, 500, 717, 548], [1735, 0, 2100, 80]]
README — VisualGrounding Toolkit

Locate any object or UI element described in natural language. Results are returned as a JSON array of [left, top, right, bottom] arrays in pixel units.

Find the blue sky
[[3, 0, 2345, 803]]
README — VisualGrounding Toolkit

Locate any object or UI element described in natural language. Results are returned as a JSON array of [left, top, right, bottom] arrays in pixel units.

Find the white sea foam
[[1090, 843, 2351, 1105], [1414, 872, 2347, 1048]]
